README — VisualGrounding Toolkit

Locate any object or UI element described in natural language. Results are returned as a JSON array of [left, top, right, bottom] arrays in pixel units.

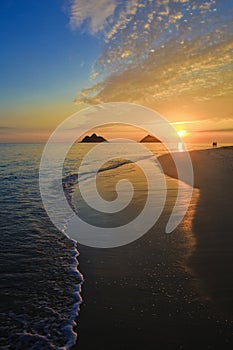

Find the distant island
[[140, 134, 161, 143], [80, 133, 161, 143], [80, 133, 107, 143]]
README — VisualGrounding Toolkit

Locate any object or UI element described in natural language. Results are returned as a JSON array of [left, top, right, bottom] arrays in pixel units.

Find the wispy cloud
[[198, 128, 233, 133], [69, 0, 117, 33], [69, 0, 233, 122], [0, 126, 15, 131]]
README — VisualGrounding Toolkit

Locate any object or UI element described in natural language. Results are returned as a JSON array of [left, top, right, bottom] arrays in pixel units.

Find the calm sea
[[0, 142, 230, 349]]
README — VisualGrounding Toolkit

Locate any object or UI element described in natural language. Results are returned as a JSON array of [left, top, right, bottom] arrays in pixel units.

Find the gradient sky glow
[[0, 0, 232, 143]]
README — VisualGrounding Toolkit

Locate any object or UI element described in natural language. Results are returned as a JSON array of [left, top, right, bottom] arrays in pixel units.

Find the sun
[[177, 130, 188, 138]]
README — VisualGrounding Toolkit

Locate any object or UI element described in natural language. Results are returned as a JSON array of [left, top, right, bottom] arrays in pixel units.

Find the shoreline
[[72, 146, 233, 349], [159, 146, 233, 317]]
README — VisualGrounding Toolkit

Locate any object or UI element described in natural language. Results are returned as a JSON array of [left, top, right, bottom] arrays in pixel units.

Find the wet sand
[[159, 146, 233, 316], [72, 147, 233, 350]]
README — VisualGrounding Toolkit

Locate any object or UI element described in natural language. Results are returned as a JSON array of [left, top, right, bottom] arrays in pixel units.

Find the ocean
[[0, 144, 83, 350], [0, 142, 231, 349]]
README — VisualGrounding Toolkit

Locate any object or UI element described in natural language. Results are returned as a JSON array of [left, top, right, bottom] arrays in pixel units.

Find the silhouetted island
[[80, 133, 107, 143], [140, 134, 161, 143]]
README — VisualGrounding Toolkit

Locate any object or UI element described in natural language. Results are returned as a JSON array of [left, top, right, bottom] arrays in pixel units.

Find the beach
[[72, 146, 233, 349], [159, 146, 233, 316], [1, 144, 232, 349]]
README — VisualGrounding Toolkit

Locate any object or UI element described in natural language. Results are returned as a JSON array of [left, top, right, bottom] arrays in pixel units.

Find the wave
[[63, 154, 154, 189], [0, 145, 84, 350]]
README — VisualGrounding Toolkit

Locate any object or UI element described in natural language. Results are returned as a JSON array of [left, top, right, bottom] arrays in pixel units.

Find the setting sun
[[177, 130, 188, 138]]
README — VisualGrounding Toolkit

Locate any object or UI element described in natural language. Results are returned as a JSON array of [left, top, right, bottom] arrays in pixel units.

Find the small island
[[80, 133, 107, 143], [140, 134, 161, 143]]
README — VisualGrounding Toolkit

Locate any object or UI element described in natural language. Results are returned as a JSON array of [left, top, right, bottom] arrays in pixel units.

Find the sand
[[159, 146, 233, 316], [72, 146, 233, 350]]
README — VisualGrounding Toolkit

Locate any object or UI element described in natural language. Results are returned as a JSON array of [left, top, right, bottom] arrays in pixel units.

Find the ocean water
[[0, 142, 231, 349], [0, 144, 83, 350]]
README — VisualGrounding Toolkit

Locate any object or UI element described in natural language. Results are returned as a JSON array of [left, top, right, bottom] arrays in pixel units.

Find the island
[[140, 134, 161, 143], [80, 133, 107, 143]]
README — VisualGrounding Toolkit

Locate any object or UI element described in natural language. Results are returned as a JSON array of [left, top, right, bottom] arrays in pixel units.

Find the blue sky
[[0, 0, 100, 108], [0, 0, 232, 142]]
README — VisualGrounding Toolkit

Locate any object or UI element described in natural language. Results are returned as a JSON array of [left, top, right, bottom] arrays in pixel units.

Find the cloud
[[198, 128, 233, 133], [0, 126, 14, 130], [69, 0, 117, 33], [169, 11, 183, 24], [0, 126, 23, 135], [70, 0, 233, 122]]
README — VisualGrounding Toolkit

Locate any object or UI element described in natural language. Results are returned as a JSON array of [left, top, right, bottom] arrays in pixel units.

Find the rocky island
[[80, 133, 107, 143], [140, 134, 161, 143]]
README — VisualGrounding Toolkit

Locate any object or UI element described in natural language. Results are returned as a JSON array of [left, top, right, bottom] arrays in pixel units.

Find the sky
[[0, 0, 232, 143]]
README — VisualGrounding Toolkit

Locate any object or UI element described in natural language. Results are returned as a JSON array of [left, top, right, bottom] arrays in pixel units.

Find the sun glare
[[177, 130, 187, 138]]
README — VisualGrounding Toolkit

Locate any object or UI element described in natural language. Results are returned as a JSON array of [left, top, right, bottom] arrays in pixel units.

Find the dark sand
[[159, 147, 233, 316], [72, 147, 233, 350]]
